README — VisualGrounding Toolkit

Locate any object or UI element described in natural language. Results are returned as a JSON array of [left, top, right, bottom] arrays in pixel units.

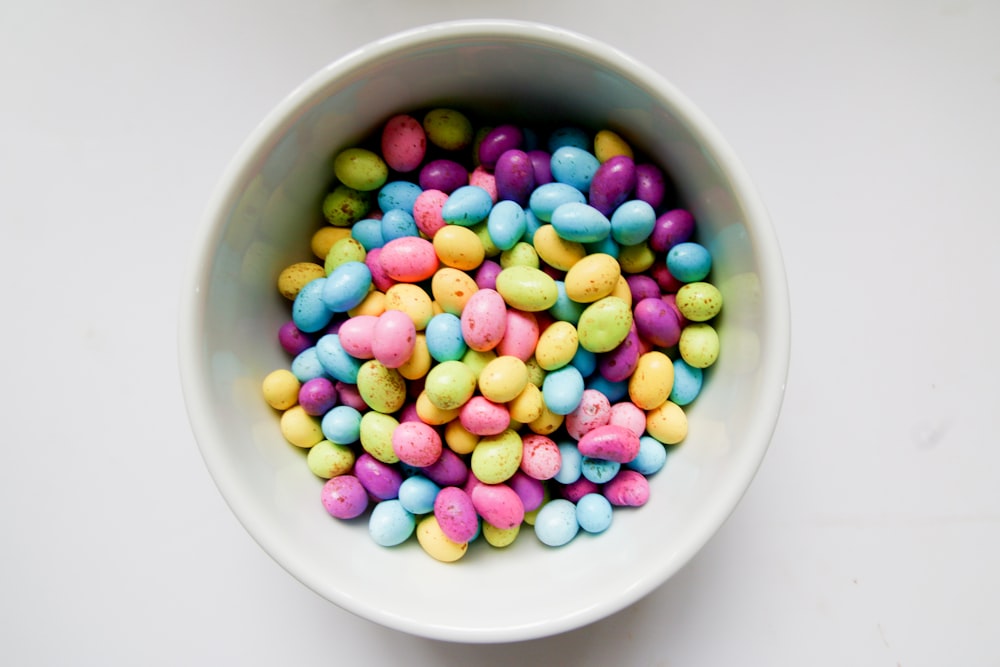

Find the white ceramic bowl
[[179, 19, 790, 643]]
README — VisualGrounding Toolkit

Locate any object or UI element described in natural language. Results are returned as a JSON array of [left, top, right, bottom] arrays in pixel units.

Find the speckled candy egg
[[392, 420, 443, 468], [576, 296, 633, 353], [564, 253, 620, 303], [380, 114, 426, 172], [433, 486, 479, 543], [321, 475, 369, 519], [495, 265, 559, 312], [372, 309, 417, 369], [460, 288, 508, 351], [675, 281, 723, 322], [356, 360, 407, 413], [470, 482, 525, 530]]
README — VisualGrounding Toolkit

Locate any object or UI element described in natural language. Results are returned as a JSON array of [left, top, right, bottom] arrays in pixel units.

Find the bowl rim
[[178, 17, 791, 643]]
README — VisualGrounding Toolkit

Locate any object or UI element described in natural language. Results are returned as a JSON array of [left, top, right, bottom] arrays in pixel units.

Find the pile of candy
[[261, 108, 722, 562]]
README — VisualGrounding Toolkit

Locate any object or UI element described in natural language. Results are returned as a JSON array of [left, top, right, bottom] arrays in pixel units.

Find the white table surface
[[3, 1, 998, 664]]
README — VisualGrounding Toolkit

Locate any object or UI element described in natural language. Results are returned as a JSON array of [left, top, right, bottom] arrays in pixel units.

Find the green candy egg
[[356, 360, 406, 413], [495, 265, 558, 312], [324, 237, 367, 274], [679, 323, 720, 369], [577, 296, 633, 353], [333, 147, 389, 191], [424, 360, 477, 410], [322, 185, 371, 227], [675, 281, 723, 322], [359, 412, 400, 464], [470, 429, 523, 484]]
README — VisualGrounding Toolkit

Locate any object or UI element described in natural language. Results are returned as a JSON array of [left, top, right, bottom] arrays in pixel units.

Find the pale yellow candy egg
[[279, 405, 324, 448], [482, 521, 521, 548], [416, 515, 468, 563], [431, 267, 479, 316], [534, 321, 579, 370], [433, 225, 485, 271], [306, 440, 356, 478], [262, 369, 300, 410], [679, 323, 720, 368], [277, 262, 325, 300], [532, 224, 585, 271], [384, 283, 434, 330], [478, 355, 530, 403], [564, 253, 621, 303], [507, 382, 545, 424], [628, 351, 675, 410], [645, 400, 688, 445]]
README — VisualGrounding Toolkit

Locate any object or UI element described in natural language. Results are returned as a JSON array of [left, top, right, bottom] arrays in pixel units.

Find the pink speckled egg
[[519, 434, 562, 480], [603, 469, 650, 507], [470, 482, 524, 530], [459, 396, 510, 436], [577, 424, 641, 464], [496, 309, 538, 361], [608, 401, 646, 438], [413, 188, 449, 238], [565, 389, 612, 440], [381, 114, 426, 173], [372, 309, 417, 369], [460, 288, 507, 352], [391, 420, 443, 468], [433, 486, 478, 543], [379, 236, 439, 282], [337, 315, 377, 359]]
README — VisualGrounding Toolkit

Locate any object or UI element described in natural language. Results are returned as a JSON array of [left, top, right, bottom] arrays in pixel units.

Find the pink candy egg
[[337, 315, 378, 359], [459, 396, 510, 436], [471, 482, 524, 530], [460, 288, 507, 352], [565, 389, 612, 440], [413, 189, 449, 238], [496, 309, 539, 361], [469, 165, 498, 202], [372, 309, 417, 368], [321, 475, 369, 519], [520, 434, 562, 480], [391, 421, 443, 468], [577, 424, 641, 464], [365, 247, 398, 292], [561, 477, 601, 503], [379, 236, 439, 282], [381, 114, 426, 173], [603, 469, 650, 507], [433, 486, 478, 543], [608, 401, 646, 437]]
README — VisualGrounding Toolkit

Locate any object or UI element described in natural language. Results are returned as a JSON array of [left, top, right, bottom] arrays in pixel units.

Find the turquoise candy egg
[[669, 357, 704, 406], [553, 442, 583, 484], [581, 457, 620, 484], [425, 313, 467, 362], [610, 200, 657, 246], [487, 200, 527, 251], [380, 208, 419, 242], [541, 365, 585, 415], [315, 334, 363, 383], [550, 202, 611, 243], [523, 208, 544, 243], [666, 241, 713, 282], [441, 185, 494, 226], [585, 234, 620, 260], [549, 281, 585, 324], [576, 493, 613, 534], [290, 347, 326, 382], [534, 498, 579, 547], [291, 277, 333, 333], [550, 145, 601, 192], [321, 261, 372, 312], [368, 499, 416, 547], [321, 405, 363, 444], [547, 126, 590, 152], [569, 346, 597, 377], [585, 374, 629, 402], [378, 180, 423, 214], [351, 218, 384, 250], [398, 475, 441, 515], [627, 436, 668, 475], [528, 182, 586, 222]]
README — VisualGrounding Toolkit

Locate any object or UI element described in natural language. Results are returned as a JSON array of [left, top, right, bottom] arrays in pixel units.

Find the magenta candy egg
[[598, 324, 641, 383], [321, 475, 369, 519], [520, 434, 562, 480], [649, 208, 695, 253], [422, 447, 469, 487], [626, 274, 662, 303], [470, 482, 525, 530], [459, 396, 511, 436], [508, 471, 545, 512], [391, 421, 443, 468], [433, 486, 479, 543], [413, 189, 449, 238], [354, 453, 404, 500], [589, 155, 636, 216], [496, 309, 539, 361], [381, 114, 426, 173], [565, 389, 612, 440], [298, 377, 338, 416], [419, 159, 469, 194], [398, 402, 420, 423], [460, 288, 507, 352], [379, 236, 439, 282], [633, 297, 681, 348], [337, 315, 378, 359], [527, 149, 553, 185], [651, 262, 684, 294], [560, 476, 600, 503], [474, 260, 503, 290], [577, 424, 641, 464], [494, 149, 536, 206], [478, 124, 524, 170], [634, 162, 667, 210], [603, 470, 650, 507], [278, 320, 314, 356], [372, 309, 417, 369], [365, 248, 398, 292], [336, 381, 368, 411], [608, 401, 646, 437]]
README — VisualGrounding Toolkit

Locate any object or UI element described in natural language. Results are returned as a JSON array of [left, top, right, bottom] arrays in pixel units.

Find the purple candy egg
[[419, 158, 468, 194], [433, 486, 479, 543], [507, 471, 546, 512], [649, 208, 695, 253], [494, 149, 536, 206], [589, 155, 636, 216], [422, 447, 470, 487], [598, 325, 641, 382], [321, 475, 369, 519], [478, 124, 524, 169], [527, 149, 553, 185], [298, 377, 338, 416], [474, 259, 503, 290], [633, 297, 682, 348], [634, 162, 667, 210], [354, 453, 403, 500], [626, 274, 662, 303], [278, 320, 314, 356]]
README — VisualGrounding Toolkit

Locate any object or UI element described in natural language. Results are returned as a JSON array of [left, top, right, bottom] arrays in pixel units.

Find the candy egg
[[470, 428, 523, 484], [564, 253, 621, 303], [321, 261, 373, 313], [603, 469, 650, 507], [565, 388, 612, 440], [425, 313, 468, 362], [507, 382, 545, 424], [534, 321, 579, 371], [459, 396, 511, 436], [278, 262, 326, 300], [471, 482, 525, 531], [378, 180, 423, 214], [645, 400, 688, 444], [372, 309, 417, 369], [422, 108, 473, 151], [320, 405, 362, 444], [392, 420, 443, 468], [593, 129, 633, 162], [478, 355, 529, 404], [368, 499, 416, 547], [649, 208, 695, 252], [262, 369, 300, 410], [479, 124, 524, 170], [550, 202, 611, 243], [460, 288, 507, 351], [354, 452, 404, 500], [356, 359, 407, 413], [576, 493, 613, 534], [431, 267, 479, 317], [321, 475, 369, 519], [359, 411, 401, 463], [292, 278, 333, 333], [495, 265, 558, 312], [670, 358, 704, 406], [380, 114, 426, 173], [384, 283, 434, 330], [628, 351, 675, 410], [432, 224, 485, 271], [378, 236, 438, 282], [576, 296, 633, 353], [333, 147, 388, 192], [589, 155, 637, 216], [598, 324, 641, 382], [398, 475, 441, 515], [533, 499, 579, 547], [416, 515, 468, 563], [634, 163, 667, 210], [419, 159, 468, 194], [433, 487, 479, 543], [519, 433, 561, 480], [550, 145, 600, 192], [675, 281, 723, 322], [315, 334, 362, 384], [633, 297, 681, 348], [577, 423, 641, 464], [306, 440, 356, 479], [678, 323, 720, 368], [609, 200, 656, 246], [423, 359, 477, 410], [279, 405, 324, 448], [541, 365, 585, 415], [532, 223, 585, 271], [666, 241, 712, 282], [494, 150, 536, 207], [496, 309, 539, 362], [442, 185, 494, 226], [322, 184, 371, 227]]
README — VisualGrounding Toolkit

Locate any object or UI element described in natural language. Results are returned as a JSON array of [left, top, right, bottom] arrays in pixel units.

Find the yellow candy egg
[[528, 403, 564, 434], [499, 242, 540, 269], [532, 224, 585, 271], [277, 262, 326, 300], [444, 419, 480, 455], [433, 224, 485, 271], [679, 323, 721, 368], [646, 400, 688, 445], [279, 405, 324, 448], [262, 369, 300, 410], [471, 428, 523, 484], [356, 360, 407, 413], [563, 253, 621, 303], [594, 129, 634, 162], [478, 355, 530, 403], [534, 321, 579, 370], [482, 521, 521, 548], [461, 348, 498, 380], [415, 390, 461, 425], [416, 515, 468, 563], [524, 356, 547, 387], [507, 382, 544, 424], [495, 265, 559, 312], [617, 241, 655, 274], [348, 290, 386, 317], [430, 267, 479, 316], [311, 225, 352, 261], [397, 333, 432, 380], [384, 283, 434, 330], [628, 351, 675, 410]]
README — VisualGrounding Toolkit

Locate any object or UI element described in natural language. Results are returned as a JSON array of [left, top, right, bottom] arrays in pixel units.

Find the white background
[[2, 1, 998, 665]]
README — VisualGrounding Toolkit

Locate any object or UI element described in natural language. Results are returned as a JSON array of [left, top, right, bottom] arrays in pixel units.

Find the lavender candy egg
[[419, 158, 469, 194], [321, 475, 369, 519], [354, 452, 404, 500], [434, 486, 479, 543], [649, 208, 696, 253], [633, 297, 682, 348], [495, 149, 536, 207], [508, 471, 546, 512], [474, 260, 503, 290], [478, 124, 524, 170], [634, 162, 668, 210], [589, 155, 637, 216], [598, 324, 641, 383]]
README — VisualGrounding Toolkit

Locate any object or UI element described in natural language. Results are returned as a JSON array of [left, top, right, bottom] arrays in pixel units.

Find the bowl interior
[[180, 20, 789, 643]]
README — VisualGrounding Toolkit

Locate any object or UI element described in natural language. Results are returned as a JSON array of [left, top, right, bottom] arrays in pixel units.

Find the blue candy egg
[[321, 405, 362, 444], [627, 436, 668, 475], [528, 182, 586, 222], [666, 241, 712, 282], [533, 499, 579, 547], [291, 277, 333, 333], [397, 475, 441, 515], [368, 499, 416, 547], [550, 145, 601, 192], [379, 208, 419, 242], [553, 442, 583, 485], [486, 200, 527, 251], [315, 334, 363, 383], [377, 180, 423, 214], [581, 456, 620, 484], [547, 126, 590, 152], [550, 202, 611, 243], [569, 346, 597, 377], [576, 493, 613, 534], [584, 234, 620, 259], [585, 374, 629, 402], [350, 218, 384, 250], [441, 185, 494, 226], [321, 261, 371, 312], [610, 200, 657, 245], [522, 208, 544, 243], [548, 281, 585, 324], [542, 365, 585, 415], [424, 313, 467, 362], [670, 357, 704, 406], [290, 346, 326, 382]]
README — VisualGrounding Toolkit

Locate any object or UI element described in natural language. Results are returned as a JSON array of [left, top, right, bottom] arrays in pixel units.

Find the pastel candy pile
[[263, 109, 723, 562]]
